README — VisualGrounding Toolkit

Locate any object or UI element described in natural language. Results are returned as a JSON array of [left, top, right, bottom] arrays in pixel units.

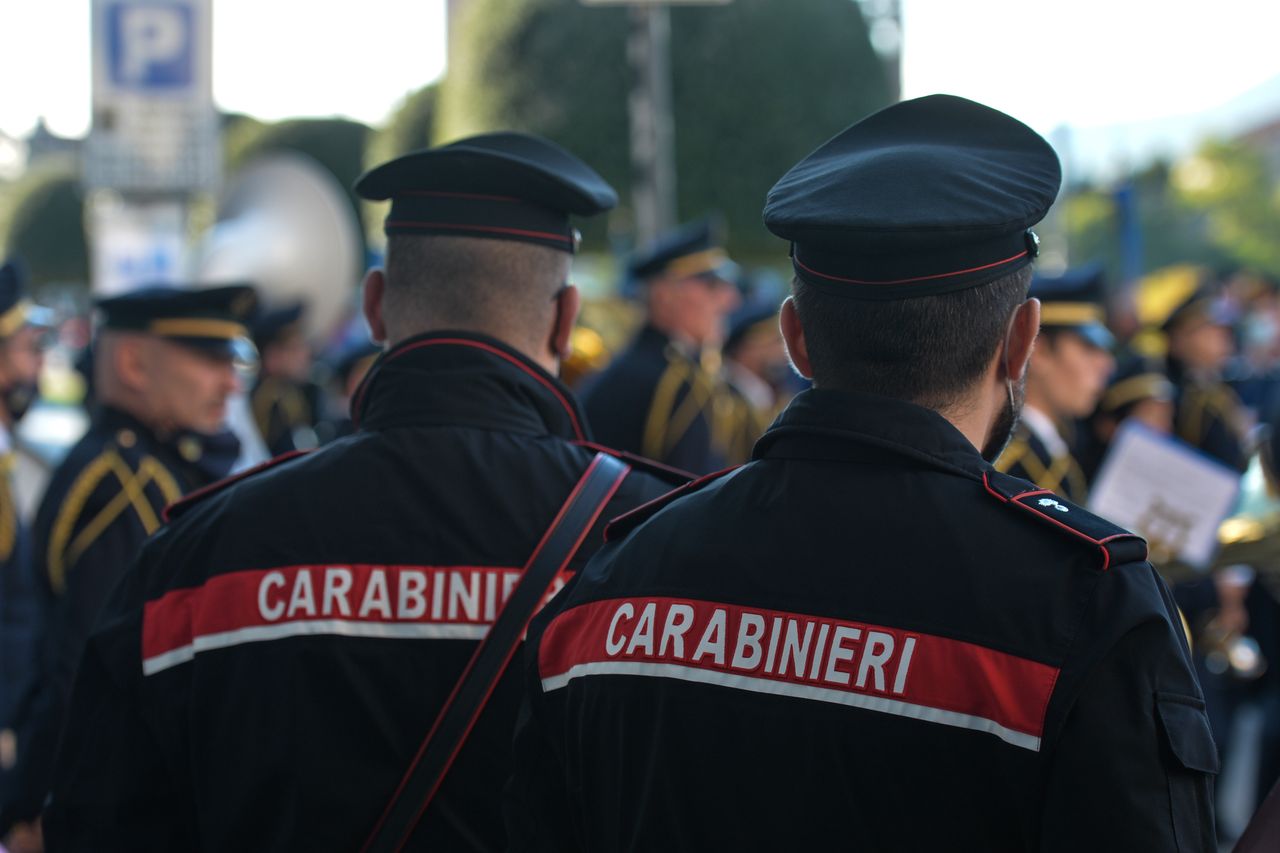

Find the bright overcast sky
[[0, 0, 447, 138], [901, 0, 1280, 132], [1, 0, 1278, 141]]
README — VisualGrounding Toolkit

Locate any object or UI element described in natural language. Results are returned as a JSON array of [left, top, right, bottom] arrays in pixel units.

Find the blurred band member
[[996, 266, 1115, 501], [0, 285, 257, 848], [581, 218, 742, 473], [719, 305, 789, 464], [1164, 287, 1248, 471], [0, 260, 53, 794], [250, 302, 322, 455], [1078, 358, 1175, 480]]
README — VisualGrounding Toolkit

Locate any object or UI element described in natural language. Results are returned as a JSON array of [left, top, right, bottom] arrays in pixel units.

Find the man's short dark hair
[[383, 234, 570, 348], [792, 266, 1032, 408]]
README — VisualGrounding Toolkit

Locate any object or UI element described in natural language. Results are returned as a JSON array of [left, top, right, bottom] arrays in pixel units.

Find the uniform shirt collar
[[351, 330, 588, 441], [753, 388, 988, 479], [1019, 404, 1069, 459], [93, 404, 166, 450]]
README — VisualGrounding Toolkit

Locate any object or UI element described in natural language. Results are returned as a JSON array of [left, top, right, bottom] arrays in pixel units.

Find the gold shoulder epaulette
[[47, 447, 182, 594]]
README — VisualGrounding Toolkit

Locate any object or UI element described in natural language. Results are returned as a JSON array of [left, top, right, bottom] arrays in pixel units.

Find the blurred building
[[0, 130, 26, 181], [25, 118, 81, 165], [0, 119, 82, 181]]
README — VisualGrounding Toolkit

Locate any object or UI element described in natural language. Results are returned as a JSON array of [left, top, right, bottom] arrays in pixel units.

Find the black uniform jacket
[[43, 332, 685, 852], [995, 421, 1089, 503], [508, 389, 1218, 852], [1171, 367, 1248, 473], [1, 406, 208, 831], [251, 376, 323, 455], [0, 463, 36, 726], [582, 325, 730, 475]]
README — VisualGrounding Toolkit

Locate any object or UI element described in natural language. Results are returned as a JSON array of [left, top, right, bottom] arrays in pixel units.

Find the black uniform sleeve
[[504, 576, 583, 853], [43, 600, 192, 852], [1, 494, 152, 830], [1040, 565, 1217, 852]]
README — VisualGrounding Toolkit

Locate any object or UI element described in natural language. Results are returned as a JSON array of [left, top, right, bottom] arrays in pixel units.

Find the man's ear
[[550, 285, 581, 363], [362, 268, 389, 344], [779, 297, 813, 380], [1003, 297, 1041, 383], [114, 336, 150, 392]]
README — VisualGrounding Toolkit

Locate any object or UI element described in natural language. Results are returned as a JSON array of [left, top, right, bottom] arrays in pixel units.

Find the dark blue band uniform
[[583, 218, 749, 474]]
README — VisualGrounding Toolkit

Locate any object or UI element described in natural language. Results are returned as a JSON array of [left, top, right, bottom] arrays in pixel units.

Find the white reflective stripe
[[141, 645, 194, 675], [142, 620, 491, 676], [541, 660, 1041, 752]]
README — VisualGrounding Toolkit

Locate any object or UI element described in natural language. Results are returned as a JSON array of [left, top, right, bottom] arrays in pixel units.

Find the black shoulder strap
[[361, 452, 631, 853]]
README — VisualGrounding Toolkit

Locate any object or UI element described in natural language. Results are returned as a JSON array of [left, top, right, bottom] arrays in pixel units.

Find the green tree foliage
[[370, 84, 439, 166], [1173, 139, 1280, 278], [437, 0, 890, 259], [364, 85, 440, 245], [1063, 159, 1225, 284], [0, 160, 88, 288]]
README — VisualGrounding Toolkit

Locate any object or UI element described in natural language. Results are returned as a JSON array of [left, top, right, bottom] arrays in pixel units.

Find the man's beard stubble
[[980, 375, 1026, 464]]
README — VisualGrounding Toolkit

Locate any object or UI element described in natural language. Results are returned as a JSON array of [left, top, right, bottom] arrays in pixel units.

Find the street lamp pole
[[627, 3, 677, 246]]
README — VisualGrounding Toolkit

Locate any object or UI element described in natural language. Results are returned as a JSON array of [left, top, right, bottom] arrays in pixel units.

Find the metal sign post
[[582, 0, 732, 246], [627, 4, 675, 246], [85, 0, 217, 293]]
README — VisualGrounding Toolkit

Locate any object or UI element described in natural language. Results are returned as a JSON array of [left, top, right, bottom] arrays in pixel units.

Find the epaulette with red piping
[[981, 469, 1148, 571], [573, 440, 694, 488], [163, 450, 309, 523], [604, 465, 740, 543]]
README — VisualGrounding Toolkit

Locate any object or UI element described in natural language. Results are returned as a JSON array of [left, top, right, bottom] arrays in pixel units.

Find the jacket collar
[[753, 388, 989, 480], [94, 404, 168, 451], [635, 323, 699, 360], [351, 331, 588, 441]]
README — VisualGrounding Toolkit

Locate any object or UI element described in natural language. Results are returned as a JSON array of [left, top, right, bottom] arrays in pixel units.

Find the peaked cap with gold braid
[[0, 259, 55, 338], [1030, 263, 1114, 351], [96, 284, 260, 368]]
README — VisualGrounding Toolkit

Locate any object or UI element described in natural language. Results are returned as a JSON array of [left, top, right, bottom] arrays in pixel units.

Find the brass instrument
[[1204, 449, 1280, 681]]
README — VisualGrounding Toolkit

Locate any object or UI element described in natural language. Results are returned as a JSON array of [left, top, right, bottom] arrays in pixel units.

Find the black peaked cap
[[629, 217, 736, 282], [97, 284, 259, 361], [355, 132, 618, 254], [251, 302, 306, 349], [764, 94, 1061, 299], [0, 260, 33, 336], [1099, 356, 1174, 415], [1031, 262, 1114, 350]]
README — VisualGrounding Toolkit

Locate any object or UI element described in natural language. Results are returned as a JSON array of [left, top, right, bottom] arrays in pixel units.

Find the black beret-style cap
[[1162, 286, 1225, 334], [354, 131, 618, 254], [97, 284, 259, 363], [628, 217, 739, 283], [764, 94, 1062, 300], [1099, 356, 1174, 415], [1031, 263, 1114, 350], [723, 303, 781, 356], [0, 259, 54, 337], [251, 302, 306, 349], [331, 338, 382, 384]]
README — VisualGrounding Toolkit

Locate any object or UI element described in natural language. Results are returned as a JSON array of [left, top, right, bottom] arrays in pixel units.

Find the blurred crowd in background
[[1, 0, 1280, 849]]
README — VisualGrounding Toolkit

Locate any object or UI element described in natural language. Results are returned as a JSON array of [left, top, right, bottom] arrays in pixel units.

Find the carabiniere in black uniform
[[44, 332, 682, 851], [511, 392, 1215, 851], [43, 132, 686, 852], [507, 95, 1216, 852]]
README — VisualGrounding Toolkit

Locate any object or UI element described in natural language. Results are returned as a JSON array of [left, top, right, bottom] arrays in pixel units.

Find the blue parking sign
[[106, 1, 193, 89]]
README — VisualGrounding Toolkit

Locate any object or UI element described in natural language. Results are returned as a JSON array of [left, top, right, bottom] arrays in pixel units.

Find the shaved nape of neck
[[382, 234, 570, 354]]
